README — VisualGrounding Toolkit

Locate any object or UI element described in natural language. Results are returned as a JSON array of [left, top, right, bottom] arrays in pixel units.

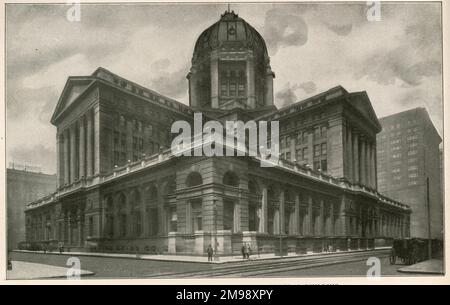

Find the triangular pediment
[[51, 77, 95, 124], [347, 91, 381, 132]]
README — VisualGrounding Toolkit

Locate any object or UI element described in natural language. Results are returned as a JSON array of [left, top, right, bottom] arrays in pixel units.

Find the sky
[[6, 2, 443, 174]]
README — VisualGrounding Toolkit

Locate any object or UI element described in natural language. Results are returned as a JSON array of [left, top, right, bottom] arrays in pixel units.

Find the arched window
[[223, 171, 239, 187], [186, 172, 203, 187]]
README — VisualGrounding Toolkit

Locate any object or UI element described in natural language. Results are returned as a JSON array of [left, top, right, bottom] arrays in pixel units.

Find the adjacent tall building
[[24, 11, 410, 255], [7, 166, 57, 250], [377, 108, 443, 239]]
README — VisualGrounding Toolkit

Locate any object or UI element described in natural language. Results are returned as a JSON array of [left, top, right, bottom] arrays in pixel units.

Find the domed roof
[[192, 11, 269, 62]]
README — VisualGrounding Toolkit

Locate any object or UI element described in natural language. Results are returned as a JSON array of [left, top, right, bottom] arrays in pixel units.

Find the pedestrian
[[59, 242, 64, 254], [245, 243, 251, 260], [207, 244, 214, 262], [241, 244, 246, 259]]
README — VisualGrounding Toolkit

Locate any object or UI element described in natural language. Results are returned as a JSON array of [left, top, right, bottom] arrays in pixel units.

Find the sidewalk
[[7, 261, 95, 280], [398, 259, 444, 275], [13, 247, 390, 264]]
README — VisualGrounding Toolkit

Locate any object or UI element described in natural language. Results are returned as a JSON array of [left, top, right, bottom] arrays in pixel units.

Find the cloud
[[263, 8, 308, 55], [323, 22, 353, 36], [276, 81, 317, 107], [150, 66, 189, 99], [7, 144, 56, 175], [297, 81, 317, 94]]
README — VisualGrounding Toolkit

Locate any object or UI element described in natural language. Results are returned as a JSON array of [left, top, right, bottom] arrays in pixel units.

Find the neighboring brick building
[[7, 167, 56, 250], [377, 108, 443, 239], [25, 11, 410, 255]]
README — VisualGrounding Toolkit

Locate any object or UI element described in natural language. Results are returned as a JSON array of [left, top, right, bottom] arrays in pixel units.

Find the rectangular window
[[223, 200, 235, 232], [89, 217, 94, 237], [169, 207, 177, 232], [314, 144, 321, 157], [238, 84, 245, 96], [229, 83, 236, 96], [191, 200, 203, 232], [150, 208, 158, 236], [408, 150, 417, 156], [321, 143, 327, 155], [314, 161, 321, 170], [296, 149, 302, 161], [321, 159, 327, 172], [221, 83, 227, 96], [302, 147, 308, 161]]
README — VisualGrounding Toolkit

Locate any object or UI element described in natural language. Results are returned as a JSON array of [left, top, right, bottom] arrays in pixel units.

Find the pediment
[[347, 92, 381, 132], [51, 77, 95, 124]]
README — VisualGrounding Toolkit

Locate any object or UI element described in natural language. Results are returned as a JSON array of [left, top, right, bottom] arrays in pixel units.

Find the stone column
[[63, 130, 70, 185], [360, 138, 366, 186], [372, 143, 377, 189], [265, 69, 274, 107], [78, 215, 83, 246], [308, 196, 313, 236], [259, 187, 268, 233], [94, 105, 101, 175], [79, 116, 86, 179], [319, 200, 324, 236], [279, 191, 285, 235], [246, 54, 256, 108], [70, 125, 77, 183], [140, 187, 146, 237], [234, 200, 241, 233], [347, 126, 353, 182], [210, 51, 219, 108], [86, 110, 94, 177], [187, 69, 198, 108], [330, 203, 335, 236], [366, 142, 372, 188], [294, 194, 300, 235], [365, 140, 370, 187], [185, 201, 192, 234], [67, 213, 72, 245], [352, 132, 360, 183], [56, 133, 62, 187]]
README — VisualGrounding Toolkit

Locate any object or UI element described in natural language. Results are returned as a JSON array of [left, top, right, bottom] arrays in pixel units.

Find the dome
[[192, 11, 269, 62]]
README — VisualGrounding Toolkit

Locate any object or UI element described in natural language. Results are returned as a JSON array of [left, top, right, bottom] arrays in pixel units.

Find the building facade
[[7, 167, 56, 250], [25, 11, 410, 255], [377, 108, 443, 239]]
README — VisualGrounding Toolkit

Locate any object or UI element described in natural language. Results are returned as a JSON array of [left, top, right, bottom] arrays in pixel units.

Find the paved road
[[10, 250, 430, 279], [10, 251, 212, 278]]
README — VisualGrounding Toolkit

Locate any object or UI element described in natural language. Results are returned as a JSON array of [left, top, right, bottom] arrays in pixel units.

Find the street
[[9, 249, 431, 279]]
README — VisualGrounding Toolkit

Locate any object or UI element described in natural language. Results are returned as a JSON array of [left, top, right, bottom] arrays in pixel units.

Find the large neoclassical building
[[25, 11, 411, 255]]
